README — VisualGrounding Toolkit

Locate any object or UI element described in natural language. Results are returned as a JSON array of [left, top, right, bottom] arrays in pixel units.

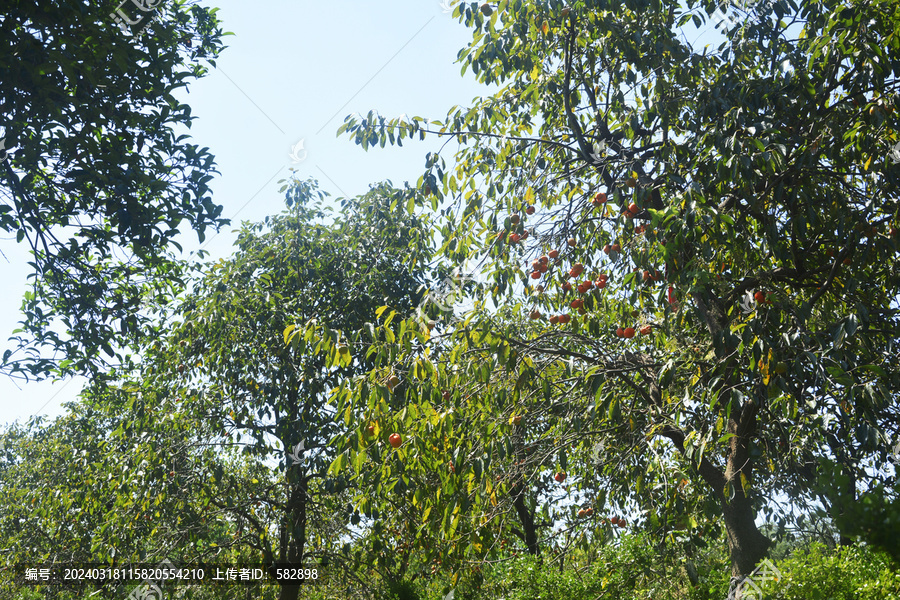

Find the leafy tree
[[115, 178, 433, 600], [0, 398, 264, 600], [0, 0, 229, 381], [323, 0, 900, 582]]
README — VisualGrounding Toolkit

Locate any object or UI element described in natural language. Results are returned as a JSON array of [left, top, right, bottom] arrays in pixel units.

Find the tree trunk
[[510, 479, 540, 555], [722, 489, 771, 577], [278, 471, 308, 600]]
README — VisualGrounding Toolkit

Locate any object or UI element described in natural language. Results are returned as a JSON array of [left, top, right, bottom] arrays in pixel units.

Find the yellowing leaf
[[541, 20, 549, 35]]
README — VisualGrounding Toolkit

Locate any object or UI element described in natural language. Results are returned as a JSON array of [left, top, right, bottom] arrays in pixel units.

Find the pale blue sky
[[1, 1, 727, 427]]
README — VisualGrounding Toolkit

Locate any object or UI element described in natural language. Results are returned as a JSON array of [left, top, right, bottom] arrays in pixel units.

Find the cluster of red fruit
[[591, 192, 607, 207], [623, 202, 640, 217], [615, 324, 652, 338], [609, 515, 627, 528], [577, 507, 594, 518]]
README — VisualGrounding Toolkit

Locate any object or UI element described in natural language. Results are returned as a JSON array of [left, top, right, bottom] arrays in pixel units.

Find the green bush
[[753, 543, 900, 600]]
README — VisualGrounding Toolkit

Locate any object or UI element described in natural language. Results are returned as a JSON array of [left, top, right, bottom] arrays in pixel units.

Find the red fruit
[[624, 327, 636, 338], [890, 227, 897, 236], [640, 325, 652, 335], [581, 280, 593, 291], [554, 471, 567, 483], [509, 233, 520, 243], [595, 280, 607, 289], [531, 271, 541, 279], [643, 270, 652, 281], [567, 238, 577, 247], [536, 284, 544, 292], [577, 509, 585, 517], [530, 309, 541, 320], [616, 327, 625, 338], [549, 249, 559, 259], [549, 315, 560, 324], [628, 202, 639, 214], [610, 515, 619, 525], [593, 192, 607, 204], [559, 314, 571, 324], [443, 390, 451, 401], [754, 291, 766, 303], [584, 507, 593, 516], [520, 230, 529, 240], [611, 243, 621, 252], [617, 518, 626, 528], [389, 433, 402, 448], [668, 286, 676, 304], [526, 205, 536, 215], [562, 282, 573, 292], [570, 263, 585, 277], [538, 263, 548, 273], [603, 244, 611, 254], [367, 425, 375, 435], [570, 299, 583, 309], [539, 255, 549, 264]]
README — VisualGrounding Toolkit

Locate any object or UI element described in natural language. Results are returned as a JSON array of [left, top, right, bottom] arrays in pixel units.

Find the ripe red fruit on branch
[[549, 315, 560, 324], [389, 433, 402, 448], [639, 325, 652, 335], [549, 249, 559, 259], [539, 255, 549, 264], [616, 327, 625, 338], [754, 291, 766, 303], [603, 244, 611, 254], [558, 314, 571, 324], [554, 471, 567, 482], [593, 192, 607, 205], [628, 202, 639, 214], [611, 243, 621, 252], [562, 282, 573, 292], [530, 309, 541, 320], [526, 205, 536, 215], [569, 263, 585, 277], [567, 238, 577, 247], [531, 271, 541, 279], [610, 515, 619, 525], [624, 327, 636, 339], [443, 390, 451, 401], [570, 299, 584, 309], [509, 233, 520, 243]]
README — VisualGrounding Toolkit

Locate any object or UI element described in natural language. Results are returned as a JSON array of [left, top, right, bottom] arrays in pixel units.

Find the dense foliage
[[0, 0, 228, 380]]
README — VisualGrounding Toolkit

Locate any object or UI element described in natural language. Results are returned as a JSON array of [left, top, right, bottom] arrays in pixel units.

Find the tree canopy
[[320, 0, 900, 582], [0, 0, 228, 381]]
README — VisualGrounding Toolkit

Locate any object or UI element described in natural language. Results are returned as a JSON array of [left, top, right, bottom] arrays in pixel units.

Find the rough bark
[[278, 470, 308, 600]]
